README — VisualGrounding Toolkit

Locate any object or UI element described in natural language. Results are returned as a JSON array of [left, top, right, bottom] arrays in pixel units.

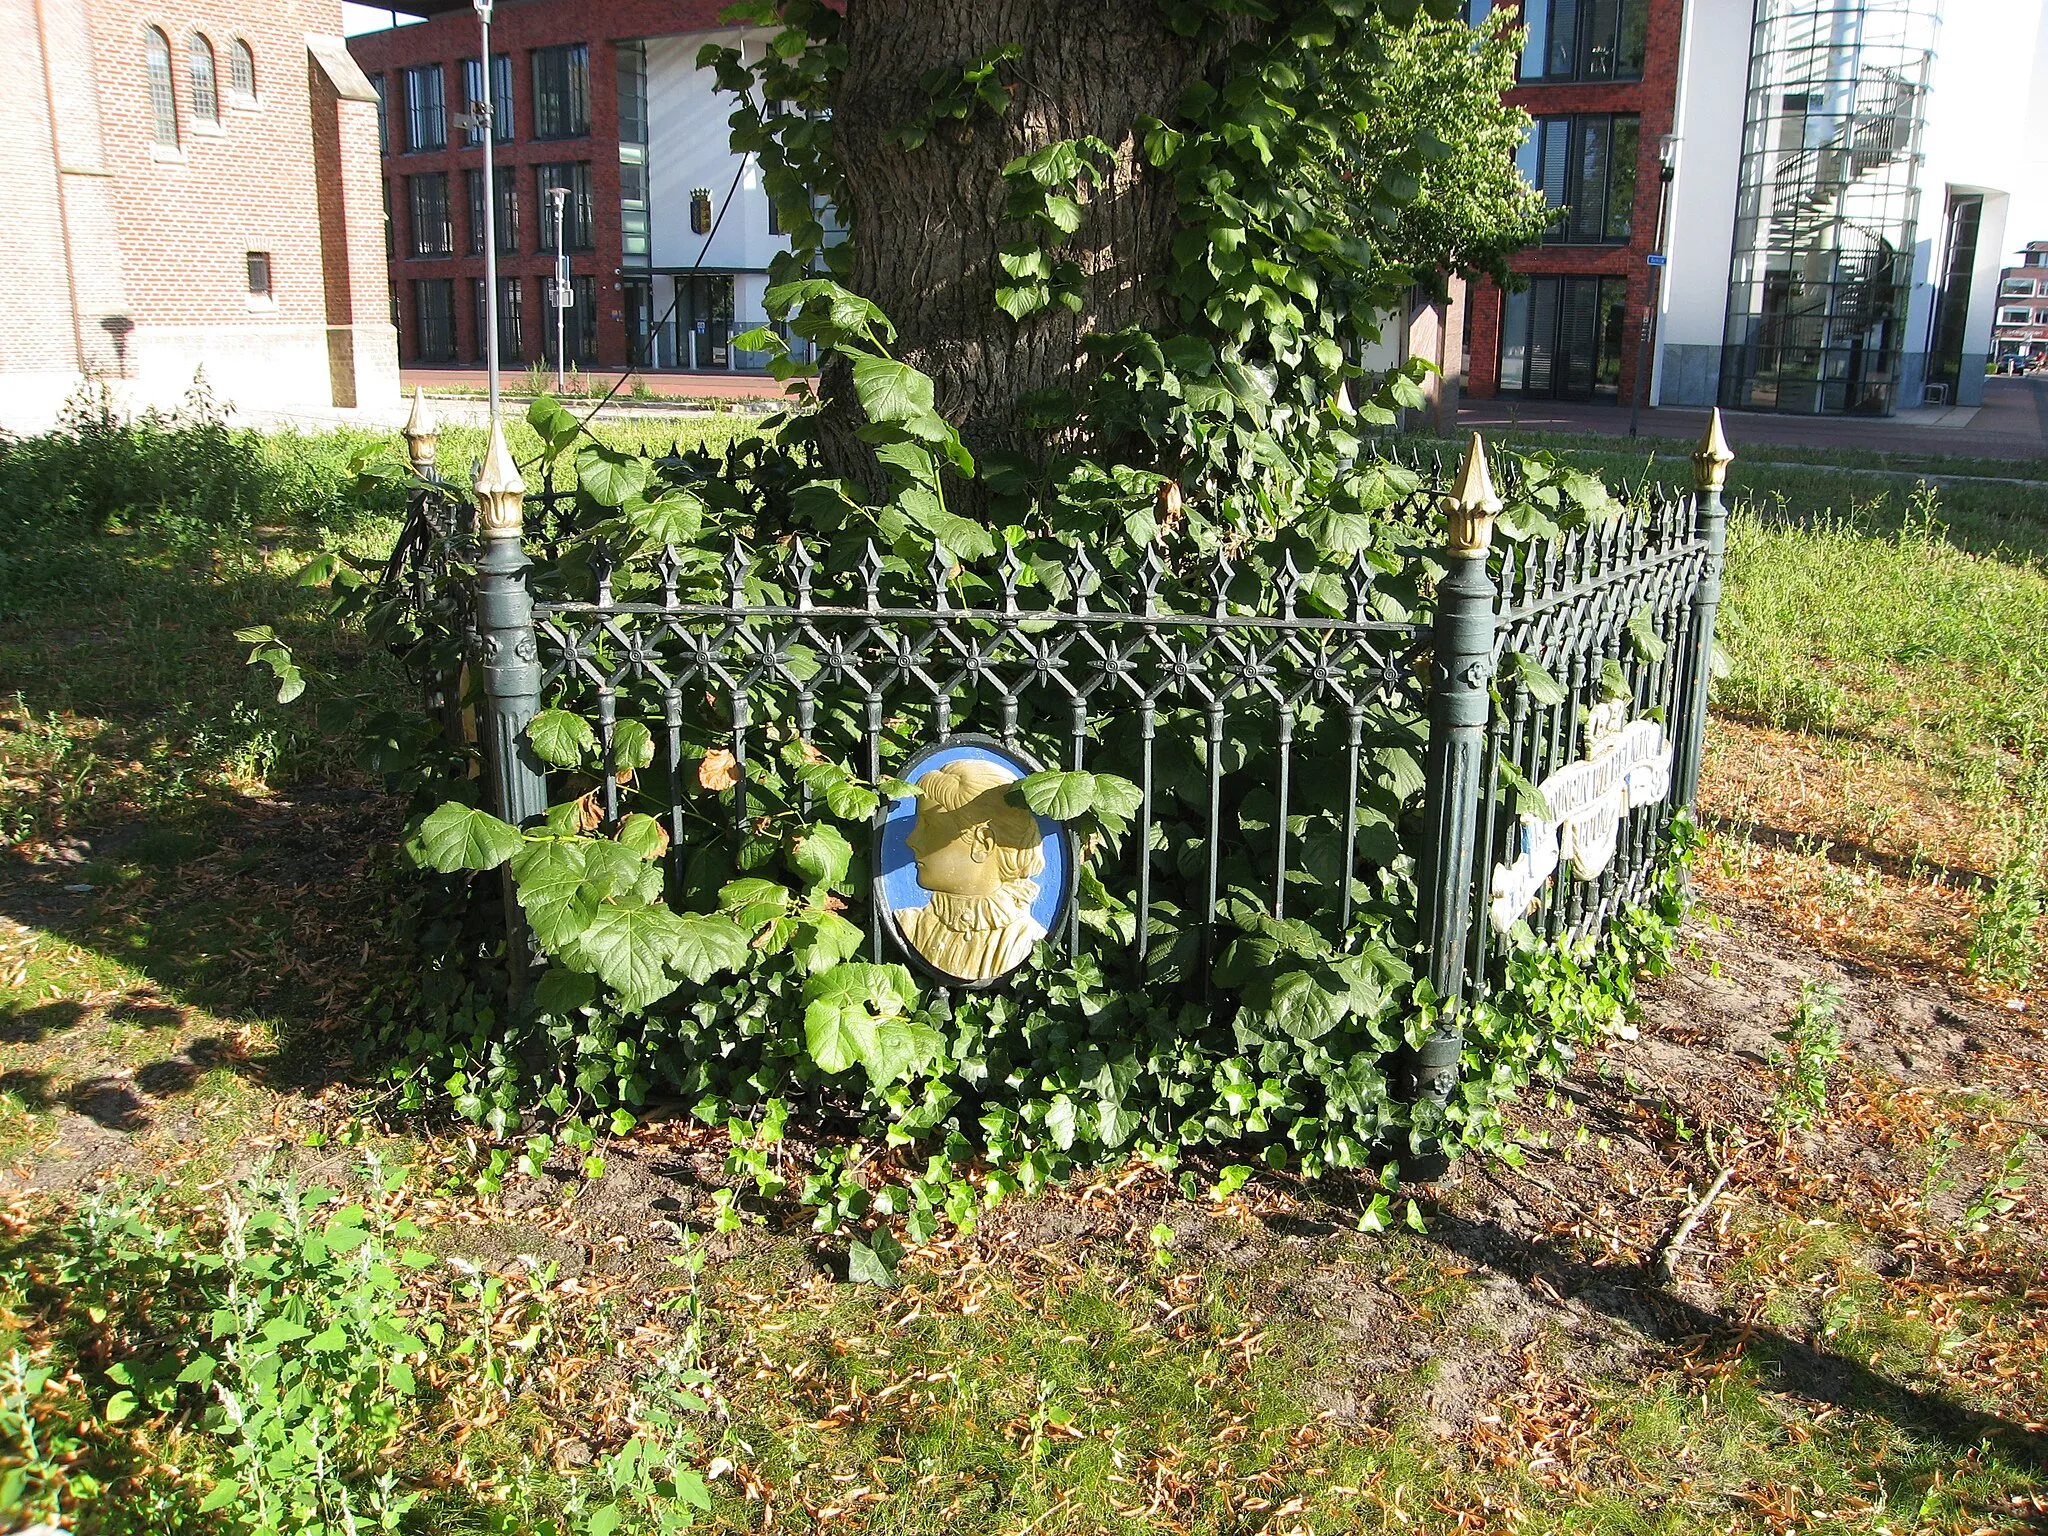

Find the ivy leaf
[[411, 803, 523, 872], [1501, 651, 1568, 706], [802, 964, 935, 1085], [1600, 657, 1632, 701], [627, 492, 705, 546], [797, 761, 880, 821], [615, 813, 670, 861], [793, 911, 866, 974], [528, 709, 596, 768], [1497, 760, 1554, 822], [847, 1234, 902, 1286], [788, 824, 853, 890], [1015, 770, 1095, 821], [1251, 969, 1344, 1041], [526, 394, 581, 457]]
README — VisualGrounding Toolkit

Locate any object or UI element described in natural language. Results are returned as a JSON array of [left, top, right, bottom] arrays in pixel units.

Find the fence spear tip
[[1445, 432, 1501, 555], [474, 420, 526, 536], [1693, 408, 1734, 492]]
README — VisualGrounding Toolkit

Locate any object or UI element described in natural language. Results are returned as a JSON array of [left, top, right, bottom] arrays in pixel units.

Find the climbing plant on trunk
[[708, 0, 1549, 516]]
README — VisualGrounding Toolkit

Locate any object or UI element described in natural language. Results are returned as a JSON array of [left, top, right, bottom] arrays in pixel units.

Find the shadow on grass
[[1424, 1209, 2048, 1504]]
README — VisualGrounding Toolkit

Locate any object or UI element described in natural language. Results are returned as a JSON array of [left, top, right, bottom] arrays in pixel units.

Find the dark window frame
[[408, 171, 454, 258], [403, 63, 446, 153], [1518, 0, 1648, 83], [246, 251, 272, 297], [536, 162, 594, 253], [414, 277, 457, 363], [532, 43, 590, 141], [230, 38, 256, 101], [1518, 112, 1639, 246]]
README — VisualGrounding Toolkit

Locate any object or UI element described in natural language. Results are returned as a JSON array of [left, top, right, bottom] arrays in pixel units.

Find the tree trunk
[[824, 0, 1219, 486]]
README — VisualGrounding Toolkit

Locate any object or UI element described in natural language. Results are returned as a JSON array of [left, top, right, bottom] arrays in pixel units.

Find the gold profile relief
[[899, 759, 1048, 983]]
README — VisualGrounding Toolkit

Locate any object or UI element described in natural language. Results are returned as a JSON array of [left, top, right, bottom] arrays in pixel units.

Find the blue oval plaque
[[876, 735, 1075, 989]]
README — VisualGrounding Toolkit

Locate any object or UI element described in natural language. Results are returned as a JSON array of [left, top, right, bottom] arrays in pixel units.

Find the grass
[[2, 412, 2047, 1532]]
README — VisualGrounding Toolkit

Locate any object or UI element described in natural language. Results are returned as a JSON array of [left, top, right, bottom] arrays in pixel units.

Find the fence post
[[474, 424, 546, 992], [1404, 433, 1501, 1175], [1675, 409, 1733, 811]]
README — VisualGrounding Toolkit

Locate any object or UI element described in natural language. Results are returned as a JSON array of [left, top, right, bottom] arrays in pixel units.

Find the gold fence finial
[[1445, 432, 1502, 556], [402, 387, 439, 470], [1693, 407, 1734, 494], [475, 420, 526, 538]]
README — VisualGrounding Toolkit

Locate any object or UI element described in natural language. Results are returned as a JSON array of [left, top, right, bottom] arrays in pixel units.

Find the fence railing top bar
[[532, 596, 1429, 637]]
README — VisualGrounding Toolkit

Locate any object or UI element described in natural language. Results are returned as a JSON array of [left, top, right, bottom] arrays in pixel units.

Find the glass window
[[2003, 278, 2035, 295], [533, 44, 590, 140], [414, 278, 457, 363], [617, 42, 648, 144], [2036, 310, 2048, 326], [466, 169, 519, 253], [1520, 0, 1648, 82], [460, 55, 514, 146], [231, 39, 256, 101], [146, 28, 178, 147], [189, 35, 218, 125], [537, 163, 593, 251], [1497, 275, 1629, 398], [408, 172, 453, 257], [372, 74, 387, 154], [1520, 114, 1638, 245], [473, 278, 526, 363], [404, 64, 445, 152], [246, 252, 271, 297]]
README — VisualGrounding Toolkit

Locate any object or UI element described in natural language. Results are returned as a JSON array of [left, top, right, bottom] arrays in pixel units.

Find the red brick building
[[1992, 241, 2048, 368], [1, 0, 396, 429], [349, 0, 743, 374], [1464, 0, 1680, 404]]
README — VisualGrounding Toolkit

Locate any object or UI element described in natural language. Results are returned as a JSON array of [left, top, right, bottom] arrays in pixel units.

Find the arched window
[[230, 39, 255, 102], [145, 28, 177, 146], [189, 33, 218, 124]]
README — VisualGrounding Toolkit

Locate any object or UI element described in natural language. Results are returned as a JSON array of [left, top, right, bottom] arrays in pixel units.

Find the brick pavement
[[1458, 378, 2048, 461]]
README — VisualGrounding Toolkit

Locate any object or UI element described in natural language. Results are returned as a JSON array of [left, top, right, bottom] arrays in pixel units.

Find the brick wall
[[350, 0, 732, 370], [1467, 0, 1684, 404], [2, 0, 397, 421]]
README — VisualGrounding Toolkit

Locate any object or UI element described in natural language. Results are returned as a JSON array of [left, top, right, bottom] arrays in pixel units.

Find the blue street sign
[[1646, 253, 1668, 267]]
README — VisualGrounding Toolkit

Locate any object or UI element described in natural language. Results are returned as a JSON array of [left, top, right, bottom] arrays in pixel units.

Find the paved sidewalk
[[1459, 377, 2048, 461], [399, 366, 794, 403]]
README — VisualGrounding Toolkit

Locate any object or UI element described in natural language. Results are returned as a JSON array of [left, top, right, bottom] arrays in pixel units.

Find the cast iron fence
[[389, 404, 1733, 1118]]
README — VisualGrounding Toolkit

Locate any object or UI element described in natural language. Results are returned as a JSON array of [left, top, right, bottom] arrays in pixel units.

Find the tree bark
[[824, 0, 1220, 485]]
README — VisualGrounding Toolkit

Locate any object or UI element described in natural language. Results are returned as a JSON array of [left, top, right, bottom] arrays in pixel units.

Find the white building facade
[[1655, 0, 2048, 414]]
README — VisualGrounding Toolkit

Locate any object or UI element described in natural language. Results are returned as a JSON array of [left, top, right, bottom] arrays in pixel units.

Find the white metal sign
[[1488, 700, 1673, 934]]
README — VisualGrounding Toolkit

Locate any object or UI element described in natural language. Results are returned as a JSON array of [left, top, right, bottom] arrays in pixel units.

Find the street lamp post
[[548, 187, 571, 392], [1628, 133, 1681, 439], [473, 1, 499, 427]]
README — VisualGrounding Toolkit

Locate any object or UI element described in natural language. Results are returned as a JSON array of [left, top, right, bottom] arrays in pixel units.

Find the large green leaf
[[1015, 770, 1094, 821], [411, 803, 523, 872], [802, 964, 934, 1086], [669, 913, 752, 984], [1501, 651, 1568, 706], [788, 824, 853, 890], [528, 709, 596, 768], [571, 902, 691, 1011], [577, 445, 652, 508], [849, 350, 936, 426], [1252, 969, 1344, 1042], [627, 491, 705, 546]]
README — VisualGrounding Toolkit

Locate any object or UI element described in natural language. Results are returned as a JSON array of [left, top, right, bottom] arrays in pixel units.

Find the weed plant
[[1769, 980, 1844, 1131]]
